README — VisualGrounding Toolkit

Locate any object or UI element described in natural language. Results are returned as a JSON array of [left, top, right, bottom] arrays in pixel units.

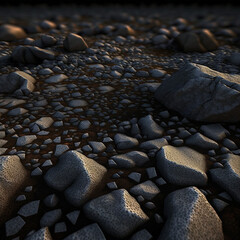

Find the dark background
[[0, 0, 238, 6]]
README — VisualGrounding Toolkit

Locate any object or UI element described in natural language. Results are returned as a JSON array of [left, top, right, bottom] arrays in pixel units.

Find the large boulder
[[83, 189, 149, 239], [176, 29, 219, 52], [155, 63, 240, 123], [12, 45, 55, 64], [0, 155, 28, 218], [0, 71, 36, 96], [44, 150, 107, 206], [158, 187, 224, 240], [209, 154, 240, 203], [0, 24, 26, 41], [156, 145, 208, 186]]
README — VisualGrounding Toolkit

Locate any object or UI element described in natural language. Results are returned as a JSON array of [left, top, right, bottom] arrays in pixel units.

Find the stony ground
[[0, 4, 240, 240]]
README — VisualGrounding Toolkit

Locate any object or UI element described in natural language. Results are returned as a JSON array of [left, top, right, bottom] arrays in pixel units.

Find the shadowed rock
[[44, 150, 107, 206], [155, 63, 240, 122], [63, 33, 88, 51], [0, 24, 26, 41]]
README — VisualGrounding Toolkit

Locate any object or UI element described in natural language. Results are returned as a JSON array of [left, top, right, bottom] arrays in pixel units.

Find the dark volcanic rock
[[0, 24, 26, 41], [155, 63, 240, 122]]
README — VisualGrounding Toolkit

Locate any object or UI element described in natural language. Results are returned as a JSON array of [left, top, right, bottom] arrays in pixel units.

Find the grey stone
[[138, 115, 164, 139], [0, 71, 36, 95], [185, 133, 219, 150], [130, 229, 152, 240], [54, 144, 69, 157], [84, 189, 149, 239], [78, 120, 91, 130], [16, 135, 37, 146], [66, 210, 80, 225], [0, 24, 26, 41], [25, 227, 52, 240], [200, 124, 229, 141], [128, 172, 141, 183], [222, 138, 238, 150], [40, 209, 62, 227], [45, 74, 67, 83], [44, 150, 107, 206], [44, 194, 59, 208], [5, 216, 25, 237], [55, 222, 67, 233], [111, 151, 149, 168], [130, 180, 160, 200], [146, 167, 157, 179], [63, 223, 106, 240], [88, 141, 106, 153], [34, 117, 53, 130], [211, 198, 229, 212], [64, 33, 88, 51], [158, 187, 224, 240], [18, 200, 40, 217], [156, 145, 207, 186], [155, 63, 240, 122], [139, 138, 168, 150], [8, 107, 28, 116], [114, 133, 139, 149], [68, 99, 88, 108], [210, 154, 240, 203]]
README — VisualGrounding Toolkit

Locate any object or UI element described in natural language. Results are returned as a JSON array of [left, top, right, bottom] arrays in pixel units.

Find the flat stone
[[40, 209, 62, 227], [34, 117, 54, 129], [84, 189, 149, 239], [64, 33, 88, 51], [88, 141, 106, 153], [54, 144, 69, 157], [16, 135, 37, 146], [158, 187, 224, 240], [111, 151, 149, 168], [45, 74, 67, 83], [63, 223, 106, 240], [8, 107, 28, 116], [200, 124, 230, 141], [130, 180, 160, 200], [66, 210, 80, 225], [5, 216, 25, 237], [210, 154, 240, 203], [68, 99, 88, 108], [139, 138, 168, 150], [18, 200, 40, 217], [114, 133, 139, 150], [156, 145, 208, 186], [130, 229, 152, 240], [44, 150, 107, 206], [78, 120, 91, 130], [25, 227, 52, 240]]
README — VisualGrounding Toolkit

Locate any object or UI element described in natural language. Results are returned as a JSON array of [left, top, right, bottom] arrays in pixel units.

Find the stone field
[[0, 4, 239, 240]]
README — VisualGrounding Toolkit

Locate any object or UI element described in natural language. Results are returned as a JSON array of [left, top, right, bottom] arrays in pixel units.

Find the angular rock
[[12, 45, 55, 64], [40, 209, 62, 227], [0, 71, 36, 95], [210, 154, 240, 203], [84, 189, 149, 239], [88, 141, 106, 153], [44, 74, 67, 83], [5, 216, 25, 237], [111, 151, 149, 168], [18, 200, 40, 217], [63, 223, 106, 240], [185, 132, 219, 150], [130, 180, 160, 200], [138, 115, 164, 139], [25, 227, 52, 240], [140, 138, 168, 150], [200, 124, 230, 141], [16, 135, 37, 146], [158, 187, 224, 240], [0, 24, 26, 41], [156, 145, 207, 186], [44, 150, 107, 206], [34, 117, 53, 130], [114, 133, 139, 150], [0, 155, 28, 217], [63, 33, 88, 51], [155, 63, 240, 122]]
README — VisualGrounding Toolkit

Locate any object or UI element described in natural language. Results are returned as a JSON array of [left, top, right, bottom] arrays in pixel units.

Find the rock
[[8, 107, 28, 116], [40, 20, 56, 29], [130, 229, 152, 240], [114, 133, 139, 149], [45, 74, 67, 83], [40, 209, 62, 227], [44, 150, 107, 206], [68, 99, 88, 108], [200, 124, 229, 141], [0, 24, 26, 41], [44, 194, 59, 208], [66, 210, 80, 225], [222, 138, 238, 150], [12, 45, 55, 64], [18, 200, 40, 217], [176, 29, 218, 52], [16, 135, 37, 146], [155, 63, 240, 122], [138, 115, 164, 139], [78, 120, 91, 130], [228, 53, 240, 66], [5, 216, 25, 237], [185, 133, 219, 150], [54, 144, 69, 157], [111, 151, 149, 168], [41, 34, 57, 47], [84, 189, 149, 239], [0, 155, 28, 217], [0, 71, 36, 95], [63, 223, 106, 240], [63, 33, 88, 51], [128, 172, 141, 183], [88, 141, 106, 153], [158, 187, 224, 240], [156, 145, 208, 186], [55, 222, 67, 233], [25, 227, 52, 240], [152, 34, 168, 44], [34, 117, 54, 130], [117, 24, 135, 36], [130, 180, 160, 200], [210, 154, 240, 203], [139, 138, 168, 150]]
